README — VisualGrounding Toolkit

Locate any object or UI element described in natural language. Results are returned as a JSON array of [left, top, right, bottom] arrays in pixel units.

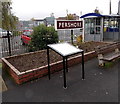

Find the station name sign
[[56, 20, 83, 29]]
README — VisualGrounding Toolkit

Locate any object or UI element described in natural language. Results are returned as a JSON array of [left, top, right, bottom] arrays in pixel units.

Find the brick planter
[[2, 51, 97, 84]]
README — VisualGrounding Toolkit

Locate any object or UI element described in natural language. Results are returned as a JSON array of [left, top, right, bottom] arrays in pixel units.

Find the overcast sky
[[11, 0, 119, 20]]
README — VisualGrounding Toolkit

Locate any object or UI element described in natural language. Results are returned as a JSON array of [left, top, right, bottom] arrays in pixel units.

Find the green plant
[[1, 2, 19, 31], [104, 62, 113, 68], [29, 24, 58, 51]]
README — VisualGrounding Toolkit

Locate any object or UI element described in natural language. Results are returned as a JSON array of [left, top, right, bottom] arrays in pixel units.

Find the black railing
[[1, 31, 29, 58]]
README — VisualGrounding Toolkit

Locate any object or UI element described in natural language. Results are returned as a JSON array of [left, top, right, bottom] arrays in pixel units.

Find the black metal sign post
[[7, 31, 11, 56], [63, 56, 67, 88], [71, 30, 74, 44]]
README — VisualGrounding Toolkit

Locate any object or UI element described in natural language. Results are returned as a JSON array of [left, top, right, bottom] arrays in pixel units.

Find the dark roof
[[34, 19, 44, 21], [80, 13, 103, 18], [80, 13, 120, 18], [56, 17, 67, 20]]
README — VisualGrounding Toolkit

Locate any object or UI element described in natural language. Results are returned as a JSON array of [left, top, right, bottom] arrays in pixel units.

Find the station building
[[80, 13, 120, 42]]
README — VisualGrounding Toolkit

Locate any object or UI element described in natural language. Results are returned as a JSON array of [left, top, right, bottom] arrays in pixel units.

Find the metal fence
[[0, 29, 83, 58], [57, 29, 83, 42], [0, 31, 29, 58]]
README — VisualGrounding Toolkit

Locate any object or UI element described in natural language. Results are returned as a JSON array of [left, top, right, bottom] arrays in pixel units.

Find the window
[[96, 27, 101, 34], [23, 31, 32, 36], [84, 18, 101, 34], [104, 17, 119, 32], [96, 18, 101, 25]]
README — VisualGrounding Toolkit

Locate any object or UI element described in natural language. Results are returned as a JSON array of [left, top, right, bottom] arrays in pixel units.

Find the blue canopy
[[80, 13, 103, 18]]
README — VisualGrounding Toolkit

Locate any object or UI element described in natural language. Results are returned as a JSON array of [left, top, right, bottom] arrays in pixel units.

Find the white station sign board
[[55, 20, 83, 30]]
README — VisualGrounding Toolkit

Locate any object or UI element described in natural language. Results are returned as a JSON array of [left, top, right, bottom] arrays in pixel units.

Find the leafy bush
[[29, 24, 58, 51]]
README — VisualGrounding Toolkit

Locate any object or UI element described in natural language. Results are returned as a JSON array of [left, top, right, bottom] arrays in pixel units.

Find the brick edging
[[2, 51, 97, 84]]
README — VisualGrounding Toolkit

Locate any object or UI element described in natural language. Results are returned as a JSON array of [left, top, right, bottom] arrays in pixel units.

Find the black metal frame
[[7, 31, 11, 56], [47, 45, 85, 89]]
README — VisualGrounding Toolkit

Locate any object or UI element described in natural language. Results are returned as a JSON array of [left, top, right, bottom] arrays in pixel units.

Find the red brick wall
[[2, 51, 97, 84]]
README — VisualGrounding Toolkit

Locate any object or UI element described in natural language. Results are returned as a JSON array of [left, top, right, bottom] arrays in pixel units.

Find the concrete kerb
[[0, 58, 8, 93], [0, 75, 8, 92]]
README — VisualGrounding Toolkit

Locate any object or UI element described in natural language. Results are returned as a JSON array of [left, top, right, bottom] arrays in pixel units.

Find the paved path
[[2, 58, 119, 102]]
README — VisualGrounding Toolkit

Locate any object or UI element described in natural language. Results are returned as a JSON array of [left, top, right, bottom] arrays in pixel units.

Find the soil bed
[[7, 42, 109, 72]]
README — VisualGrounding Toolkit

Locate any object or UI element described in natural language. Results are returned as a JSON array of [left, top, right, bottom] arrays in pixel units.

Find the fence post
[[7, 31, 11, 56]]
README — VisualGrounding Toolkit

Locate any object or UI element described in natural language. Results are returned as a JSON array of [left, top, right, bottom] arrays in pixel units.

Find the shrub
[[29, 24, 58, 51]]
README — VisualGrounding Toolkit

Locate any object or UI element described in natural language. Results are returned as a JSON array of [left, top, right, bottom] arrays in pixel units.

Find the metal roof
[[80, 13, 120, 18], [80, 13, 103, 18]]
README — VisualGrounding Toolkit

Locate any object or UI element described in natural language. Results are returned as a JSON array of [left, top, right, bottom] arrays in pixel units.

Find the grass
[[104, 62, 113, 68], [104, 59, 120, 68]]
